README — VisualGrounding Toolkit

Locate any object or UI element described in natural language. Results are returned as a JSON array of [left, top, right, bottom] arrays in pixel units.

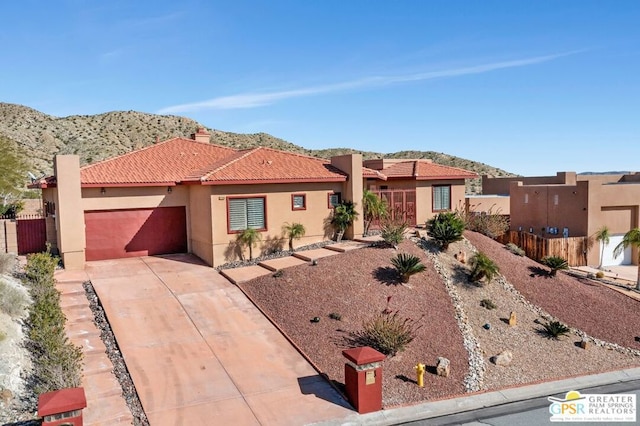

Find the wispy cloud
[[158, 50, 583, 113]]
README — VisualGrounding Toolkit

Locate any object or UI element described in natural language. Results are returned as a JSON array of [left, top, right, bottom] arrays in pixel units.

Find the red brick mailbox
[[342, 346, 386, 414], [38, 387, 87, 426]]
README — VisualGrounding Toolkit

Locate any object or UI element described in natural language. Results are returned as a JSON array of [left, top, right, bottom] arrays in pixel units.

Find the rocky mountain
[[0, 102, 516, 194]]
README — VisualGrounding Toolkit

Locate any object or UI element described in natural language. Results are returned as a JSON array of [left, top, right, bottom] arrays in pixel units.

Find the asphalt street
[[401, 379, 640, 426]]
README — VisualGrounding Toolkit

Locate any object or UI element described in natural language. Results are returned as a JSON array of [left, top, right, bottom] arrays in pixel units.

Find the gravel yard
[[239, 233, 640, 407]]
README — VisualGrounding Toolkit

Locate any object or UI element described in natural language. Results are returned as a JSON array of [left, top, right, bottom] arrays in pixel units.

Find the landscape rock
[[491, 350, 513, 366], [580, 340, 591, 350], [508, 311, 517, 326], [436, 357, 450, 377], [454, 250, 467, 264]]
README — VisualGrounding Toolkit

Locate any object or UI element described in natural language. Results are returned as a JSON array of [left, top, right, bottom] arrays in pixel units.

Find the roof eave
[[201, 177, 347, 185]]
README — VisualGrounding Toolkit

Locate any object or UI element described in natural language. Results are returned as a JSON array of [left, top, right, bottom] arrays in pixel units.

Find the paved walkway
[[55, 269, 134, 425], [86, 254, 352, 426]]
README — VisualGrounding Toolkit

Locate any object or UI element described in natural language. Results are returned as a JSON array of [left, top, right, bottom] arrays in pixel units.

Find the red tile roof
[[381, 161, 477, 180], [186, 147, 348, 184], [80, 138, 236, 185]]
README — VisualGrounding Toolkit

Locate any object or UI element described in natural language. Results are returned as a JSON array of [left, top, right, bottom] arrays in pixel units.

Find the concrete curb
[[313, 367, 640, 425]]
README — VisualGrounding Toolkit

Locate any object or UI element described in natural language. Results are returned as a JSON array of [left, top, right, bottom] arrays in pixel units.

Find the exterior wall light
[[100, 188, 106, 194]]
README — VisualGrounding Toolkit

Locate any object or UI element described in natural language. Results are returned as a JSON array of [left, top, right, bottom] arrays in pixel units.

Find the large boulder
[[490, 350, 513, 366]]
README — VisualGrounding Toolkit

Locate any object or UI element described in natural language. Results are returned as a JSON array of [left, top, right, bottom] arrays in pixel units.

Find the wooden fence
[[496, 231, 590, 266]]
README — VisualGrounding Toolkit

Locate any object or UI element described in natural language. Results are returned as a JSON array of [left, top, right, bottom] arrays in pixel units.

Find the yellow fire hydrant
[[415, 363, 426, 388]]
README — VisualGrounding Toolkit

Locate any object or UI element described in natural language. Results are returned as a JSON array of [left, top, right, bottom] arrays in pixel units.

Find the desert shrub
[[380, 218, 407, 248], [0, 280, 27, 317], [480, 299, 497, 310], [426, 212, 465, 251], [390, 253, 426, 283], [24, 251, 82, 394], [539, 320, 570, 340], [595, 271, 605, 279], [467, 212, 509, 238], [469, 252, 500, 284], [329, 312, 342, 321], [506, 243, 525, 257], [541, 256, 569, 277], [0, 253, 16, 274], [353, 311, 423, 356]]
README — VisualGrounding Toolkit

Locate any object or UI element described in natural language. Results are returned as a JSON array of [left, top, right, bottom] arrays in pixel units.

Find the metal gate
[[16, 215, 47, 255]]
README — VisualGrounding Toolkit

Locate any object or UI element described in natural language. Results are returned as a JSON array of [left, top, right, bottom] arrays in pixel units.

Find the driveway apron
[[86, 254, 351, 426]]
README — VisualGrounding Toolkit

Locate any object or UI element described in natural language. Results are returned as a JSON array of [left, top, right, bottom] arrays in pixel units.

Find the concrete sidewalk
[[315, 367, 640, 425]]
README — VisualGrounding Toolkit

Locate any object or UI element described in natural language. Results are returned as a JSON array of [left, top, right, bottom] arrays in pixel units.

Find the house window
[[228, 197, 266, 232], [291, 194, 306, 210], [328, 192, 342, 208], [432, 185, 451, 211]]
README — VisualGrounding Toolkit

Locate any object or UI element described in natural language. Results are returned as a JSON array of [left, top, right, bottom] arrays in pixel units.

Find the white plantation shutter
[[433, 186, 451, 211], [228, 197, 265, 231], [246, 198, 265, 229]]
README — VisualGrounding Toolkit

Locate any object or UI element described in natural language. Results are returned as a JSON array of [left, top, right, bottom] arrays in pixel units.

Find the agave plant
[[541, 255, 568, 277], [469, 251, 499, 284], [426, 212, 465, 251], [539, 320, 570, 340], [391, 253, 426, 283]]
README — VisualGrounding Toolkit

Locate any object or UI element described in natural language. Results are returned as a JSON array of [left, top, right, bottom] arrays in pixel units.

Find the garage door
[[85, 207, 187, 261], [601, 234, 632, 266]]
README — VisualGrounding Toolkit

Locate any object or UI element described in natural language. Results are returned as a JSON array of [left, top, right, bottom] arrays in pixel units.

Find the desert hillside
[[0, 102, 516, 194]]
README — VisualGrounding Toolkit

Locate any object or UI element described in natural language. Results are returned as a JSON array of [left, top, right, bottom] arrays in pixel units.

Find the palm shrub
[[541, 256, 568, 277], [237, 228, 262, 260], [469, 251, 500, 284], [283, 222, 305, 251], [539, 320, 570, 340], [380, 217, 408, 248], [427, 212, 465, 251], [362, 190, 388, 236], [331, 200, 359, 241], [613, 228, 640, 290], [391, 253, 426, 283], [353, 310, 423, 356], [594, 225, 610, 270]]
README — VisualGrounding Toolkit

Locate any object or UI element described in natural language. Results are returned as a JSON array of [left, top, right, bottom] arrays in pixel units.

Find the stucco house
[[482, 171, 640, 267], [363, 159, 477, 225], [33, 129, 477, 269]]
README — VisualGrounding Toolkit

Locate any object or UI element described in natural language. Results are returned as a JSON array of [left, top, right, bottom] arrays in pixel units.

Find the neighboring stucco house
[[363, 159, 477, 225], [482, 171, 640, 267], [33, 129, 477, 269]]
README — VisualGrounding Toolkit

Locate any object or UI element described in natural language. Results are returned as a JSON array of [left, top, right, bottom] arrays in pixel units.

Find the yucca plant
[[282, 222, 306, 251], [427, 212, 465, 251], [541, 256, 568, 277], [469, 251, 500, 284], [539, 320, 570, 340], [391, 253, 426, 283]]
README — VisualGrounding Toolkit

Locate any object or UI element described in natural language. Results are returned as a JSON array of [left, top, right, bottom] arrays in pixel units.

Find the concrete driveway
[[86, 254, 352, 425]]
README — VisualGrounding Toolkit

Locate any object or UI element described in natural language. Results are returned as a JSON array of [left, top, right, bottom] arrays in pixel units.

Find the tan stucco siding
[[188, 185, 215, 266], [465, 196, 510, 215], [210, 182, 343, 266], [416, 180, 467, 224], [81, 186, 189, 210]]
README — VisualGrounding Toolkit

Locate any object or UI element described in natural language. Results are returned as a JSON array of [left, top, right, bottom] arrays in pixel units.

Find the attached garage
[[600, 234, 632, 266], [85, 206, 188, 261]]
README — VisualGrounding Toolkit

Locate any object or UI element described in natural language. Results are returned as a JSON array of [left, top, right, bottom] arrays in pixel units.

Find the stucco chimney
[[191, 127, 211, 143]]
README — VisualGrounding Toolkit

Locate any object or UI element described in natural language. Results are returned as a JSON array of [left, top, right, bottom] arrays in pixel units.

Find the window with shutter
[[328, 192, 341, 208], [432, 185, 451, 211], [291, 194, 306, 210], [228, 197, 266, 232]]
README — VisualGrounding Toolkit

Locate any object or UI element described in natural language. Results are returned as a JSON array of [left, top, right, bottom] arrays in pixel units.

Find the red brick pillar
[[342, 346, 386, 414]]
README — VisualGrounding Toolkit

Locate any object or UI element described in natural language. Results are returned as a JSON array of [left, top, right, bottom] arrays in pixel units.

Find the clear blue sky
[[3, 1, 639, 176]]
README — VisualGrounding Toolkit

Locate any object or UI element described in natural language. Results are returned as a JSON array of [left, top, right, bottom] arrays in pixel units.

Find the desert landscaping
[[238, 231, 640, 408]]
